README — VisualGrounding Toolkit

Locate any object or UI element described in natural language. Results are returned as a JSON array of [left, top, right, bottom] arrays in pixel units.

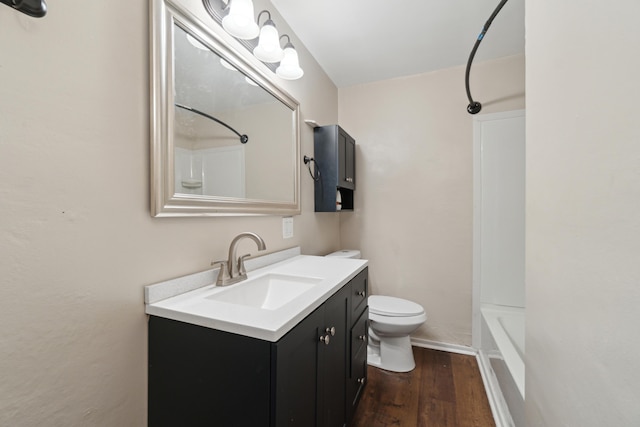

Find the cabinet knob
[[358, 335, 367, 342], [357, 377, 366, 384], [356, 290, 366, 297], [346, 177, 353, 183], [326, 326, 336, 336], [319, 334, 330, 345]]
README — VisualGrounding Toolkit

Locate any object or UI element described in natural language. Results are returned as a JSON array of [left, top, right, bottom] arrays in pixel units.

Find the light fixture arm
[[464, 0, 509, 114], [175, 103, 249, 144], [256, 10, 272, 25], [279, 34, 292, 46]]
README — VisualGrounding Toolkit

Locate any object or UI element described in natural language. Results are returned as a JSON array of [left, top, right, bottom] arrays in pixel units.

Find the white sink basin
[[206, 273, 323, 310]]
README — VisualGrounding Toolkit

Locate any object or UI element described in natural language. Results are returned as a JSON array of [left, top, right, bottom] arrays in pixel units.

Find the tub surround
[[145, 247, 368, 341], [478, 304, 525, 427]]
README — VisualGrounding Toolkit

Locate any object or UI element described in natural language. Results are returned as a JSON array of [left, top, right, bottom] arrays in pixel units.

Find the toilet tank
[[325, 250, 361, 259]]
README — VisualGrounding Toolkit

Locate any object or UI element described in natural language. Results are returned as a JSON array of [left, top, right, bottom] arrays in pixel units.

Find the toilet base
[[367, 333, 416, 373]]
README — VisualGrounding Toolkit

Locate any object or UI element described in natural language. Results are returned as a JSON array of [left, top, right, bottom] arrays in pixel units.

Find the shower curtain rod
[[0, 0, 47, 17], [464, 0, 509, 115], [175, 103, 249, 144]]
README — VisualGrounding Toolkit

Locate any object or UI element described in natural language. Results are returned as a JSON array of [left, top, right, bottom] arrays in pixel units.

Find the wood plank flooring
[[350, 347, 495, 427]]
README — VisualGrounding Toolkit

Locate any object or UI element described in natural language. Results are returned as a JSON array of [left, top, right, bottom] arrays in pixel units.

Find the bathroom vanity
[[146, 250, 368, 427]]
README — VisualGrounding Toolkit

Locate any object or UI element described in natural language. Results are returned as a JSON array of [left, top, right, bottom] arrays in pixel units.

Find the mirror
[[150, 0, 301, 216]]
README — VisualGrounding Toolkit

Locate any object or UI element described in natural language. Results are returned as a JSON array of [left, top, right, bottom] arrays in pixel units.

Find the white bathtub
[[480, 304, 525, 427]]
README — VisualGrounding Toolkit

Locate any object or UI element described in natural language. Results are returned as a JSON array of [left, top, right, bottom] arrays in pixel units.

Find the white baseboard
[[410, 337, 477, 356]]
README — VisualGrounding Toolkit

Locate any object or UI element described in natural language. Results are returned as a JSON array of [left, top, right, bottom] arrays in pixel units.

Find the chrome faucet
[[212, 232, 266, 286]]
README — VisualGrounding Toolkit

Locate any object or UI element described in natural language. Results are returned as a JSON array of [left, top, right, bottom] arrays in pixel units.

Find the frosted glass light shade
[[276, 44, 303, 80], [253, 21, 284, 63], [186, 34, 208, 51], [219, 58, 237, 71], [222, 0, 259, 40]]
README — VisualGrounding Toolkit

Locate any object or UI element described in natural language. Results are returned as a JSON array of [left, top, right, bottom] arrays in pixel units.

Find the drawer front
[[350, 267, 368, 319], [346, 339, 368, 424], [351, 348, 367, 396], [350, 309, 368, 362]]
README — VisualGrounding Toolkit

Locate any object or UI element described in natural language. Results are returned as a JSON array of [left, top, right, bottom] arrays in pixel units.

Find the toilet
[[325, 250, 427, 373]]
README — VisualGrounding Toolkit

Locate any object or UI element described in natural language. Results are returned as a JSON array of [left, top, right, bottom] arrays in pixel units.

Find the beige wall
[[526, 1, 640, 425], [0, 0, 339, 425], [338, 55, 525, 345]]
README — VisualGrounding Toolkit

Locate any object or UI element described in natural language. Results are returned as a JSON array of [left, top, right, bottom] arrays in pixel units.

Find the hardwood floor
[[350, 347, 495, 427]]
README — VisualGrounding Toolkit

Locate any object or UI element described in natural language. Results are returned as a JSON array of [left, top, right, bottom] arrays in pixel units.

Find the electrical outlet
[[282, 216, 294, 239]]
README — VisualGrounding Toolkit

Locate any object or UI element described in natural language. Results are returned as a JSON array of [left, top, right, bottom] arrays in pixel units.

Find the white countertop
[[145, 253, 368, 342]]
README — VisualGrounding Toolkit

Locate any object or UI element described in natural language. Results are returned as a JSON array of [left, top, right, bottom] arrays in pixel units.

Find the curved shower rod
[[0, 0, 47, 17], [464, 0, 509, 115], [175, 103, 249, 144]]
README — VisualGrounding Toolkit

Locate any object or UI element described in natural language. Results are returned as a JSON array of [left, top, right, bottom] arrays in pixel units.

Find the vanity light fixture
[[186, 33, 209, 51], [219, 58, 237, 70], [221, 0, 259, 40], [253, 10, 284, 63], [245, 76, 259, 87], [205, 0, 304, 80], [276, 35, 304, 80]]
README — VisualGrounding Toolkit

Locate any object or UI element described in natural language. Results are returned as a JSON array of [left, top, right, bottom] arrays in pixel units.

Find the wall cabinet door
[[314, 125, 356, 211], [338, 130, 356, 190]]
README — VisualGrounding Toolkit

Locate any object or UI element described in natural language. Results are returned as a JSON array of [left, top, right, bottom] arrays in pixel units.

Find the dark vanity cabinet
[[346, 269, 369, 423], [148, 267, 368, 427], [274, 283, 349, 427], [314, 125, 356, 212]]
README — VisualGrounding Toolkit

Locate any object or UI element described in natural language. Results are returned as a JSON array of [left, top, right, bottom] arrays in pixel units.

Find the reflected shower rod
[[175, 103, 249, 144]]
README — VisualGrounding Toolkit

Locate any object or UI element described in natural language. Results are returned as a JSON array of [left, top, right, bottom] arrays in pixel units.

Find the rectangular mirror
[[150, 0, 301, 216]]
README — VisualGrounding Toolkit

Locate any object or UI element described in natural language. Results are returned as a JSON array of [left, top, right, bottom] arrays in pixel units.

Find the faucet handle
[[237, 254, 251, 276], [211, 260, 230, 286]]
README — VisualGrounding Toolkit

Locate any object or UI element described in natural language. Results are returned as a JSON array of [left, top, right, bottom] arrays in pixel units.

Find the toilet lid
[[325, 249, 361, 259], [368, 295, 425, 317]]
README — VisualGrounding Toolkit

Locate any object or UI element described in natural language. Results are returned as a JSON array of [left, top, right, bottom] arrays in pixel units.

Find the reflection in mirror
[[174, 24, 295, 202], [150, 0, 300, 217]]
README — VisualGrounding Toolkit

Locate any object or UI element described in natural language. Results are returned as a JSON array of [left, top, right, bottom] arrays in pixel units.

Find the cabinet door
[[338, 130, 356, 190], [318, 285, 350, 427], [273, 308, 324, 427], [148, 317, 271, 427]]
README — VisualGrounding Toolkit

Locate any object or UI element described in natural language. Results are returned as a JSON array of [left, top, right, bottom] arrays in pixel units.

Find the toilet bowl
[[367, 295, 427, 372], [325, 249, 427, 373]]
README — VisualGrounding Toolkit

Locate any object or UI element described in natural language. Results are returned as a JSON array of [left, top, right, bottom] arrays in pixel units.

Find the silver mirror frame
[[150, 0, 301, 217]]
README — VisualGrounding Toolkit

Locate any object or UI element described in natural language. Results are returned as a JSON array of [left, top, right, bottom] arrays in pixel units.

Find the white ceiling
[[270, 0, 524, 88]]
